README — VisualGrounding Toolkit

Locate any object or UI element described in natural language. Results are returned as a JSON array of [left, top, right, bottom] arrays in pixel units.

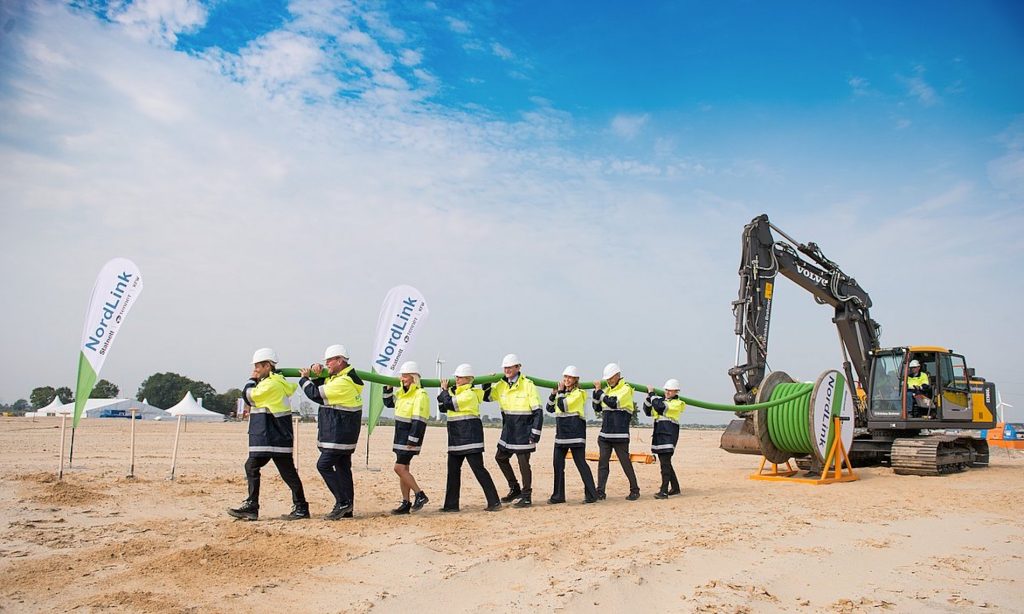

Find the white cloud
[[899, 66, 938, 106], [913, 181, 973, 213], [491, 42, 513, 60], [848, 75, 870, 96], [399, 49, 423, 67], [446, 16, 470, 34], [609, 113, 649, 139], [107, 0, 207, 46]]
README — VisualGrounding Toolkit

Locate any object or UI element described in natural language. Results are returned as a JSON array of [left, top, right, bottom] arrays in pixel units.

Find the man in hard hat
[[483, 353, 543, 507], [228, 348, 309, 521], [906, 359, 933, 418], [645, 379, 685, 499], [592, 363, 640, 501], [299, 344, 363, 520], [546, 365, 598, 504], [437, 363, 502, 512]]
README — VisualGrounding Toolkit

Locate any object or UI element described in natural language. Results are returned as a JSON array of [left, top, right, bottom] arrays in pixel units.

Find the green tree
[[90, 379, 120, 399], [12, 399, 30, 413], [30, 386, 57, 408], [205, 388, 242, 416], [54, 386, 73, 404], [136, 372, 217, 409]]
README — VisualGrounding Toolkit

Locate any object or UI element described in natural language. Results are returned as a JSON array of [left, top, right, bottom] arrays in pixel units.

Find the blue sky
[[1, 0, 1022, 422]]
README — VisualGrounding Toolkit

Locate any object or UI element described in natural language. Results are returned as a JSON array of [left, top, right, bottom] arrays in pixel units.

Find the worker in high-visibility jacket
[[644, 379, 685, 499], [383, 361, 430, 514], [545, 365, 598, 504], [228, 348, 309, 521], [299, 344, 362, 520], [436, 363, 501, 512], [906, 359, 933, 418], [482, 353, 543, 508], [592, 362, 640, 501]]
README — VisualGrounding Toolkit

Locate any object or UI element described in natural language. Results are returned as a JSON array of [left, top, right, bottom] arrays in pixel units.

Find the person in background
[[592, 362, 640, 501], [482, 353, 543, 508], [383, 361, 430, 514], [546, 365, 598, 504], [436, 363, 502, 512], [299, 344, 363, 520], [228, 348, 309, 521], [644, 379, 685, 499]]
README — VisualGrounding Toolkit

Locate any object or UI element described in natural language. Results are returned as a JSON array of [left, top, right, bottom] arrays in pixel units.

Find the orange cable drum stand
[[750, 416, 858, 485]]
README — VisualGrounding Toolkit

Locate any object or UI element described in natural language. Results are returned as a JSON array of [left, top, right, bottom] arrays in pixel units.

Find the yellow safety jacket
[[243, 372, 298, 457], [438, 384, 485, 455], [388, 384, 430, 454], [593, 379, 635, 441], [546, 387, 587, 448], [300, 365, 363, 453], [645, 394, 685, 453], [485, 374, 543, 451], [907, 372, 930, 390]]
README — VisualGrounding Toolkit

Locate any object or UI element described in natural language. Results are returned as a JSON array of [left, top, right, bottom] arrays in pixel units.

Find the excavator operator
[[907, 359, 934, 418]]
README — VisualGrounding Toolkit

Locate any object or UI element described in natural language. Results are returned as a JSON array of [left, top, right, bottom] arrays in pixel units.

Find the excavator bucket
[[720, 418, 764, 455]]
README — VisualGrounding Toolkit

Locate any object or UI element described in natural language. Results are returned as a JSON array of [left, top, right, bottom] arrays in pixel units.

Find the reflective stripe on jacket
[[438, 384, 486, 455], [243, 373, 297, 457], [546, 388, 587, 448], [300, 367, 363, 453], [389, 384, 430, 454], [484, 374, 542, 451], [593, 380, 634, 441]]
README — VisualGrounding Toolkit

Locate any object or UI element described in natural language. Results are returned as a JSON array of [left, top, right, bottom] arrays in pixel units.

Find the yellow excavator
[[720, 215, 996, 475]]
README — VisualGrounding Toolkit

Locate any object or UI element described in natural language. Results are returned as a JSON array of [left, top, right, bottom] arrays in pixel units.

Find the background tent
[[166, 391, 226, 422], [38, 398, 171, 420]]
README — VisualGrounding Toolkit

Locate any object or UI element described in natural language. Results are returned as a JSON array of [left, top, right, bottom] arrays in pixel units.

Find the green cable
[[765, 382, 815, 454], [275, 368, 811, 412]]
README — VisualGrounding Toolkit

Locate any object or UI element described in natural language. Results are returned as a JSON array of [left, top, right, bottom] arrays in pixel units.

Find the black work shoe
[[654, 491, 669, 500], [513, 493, 532, 508], [500, 486, 522, 503], [667, 488, 681, 496], [281, 503, 310, 520], [547, 497, 566, 505], [391, 500, 412, 515], [596, 490, 607, 501], [325, 502, 353, 520], [626, 491, 640, 501], [228, 500, 259, 521], [412, 491, 429, 511], [583, 496, 598, 504], [439, 506, 460, 513], [485, 502, 502, 512]]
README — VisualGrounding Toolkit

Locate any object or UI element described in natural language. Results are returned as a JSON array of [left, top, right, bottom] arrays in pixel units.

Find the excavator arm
[[729, 214, 881, 413]]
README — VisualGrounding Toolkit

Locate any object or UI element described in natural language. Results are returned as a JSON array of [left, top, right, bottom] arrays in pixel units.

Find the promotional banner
[[366, 285, 429, 435], [73, 258, 144, 427]]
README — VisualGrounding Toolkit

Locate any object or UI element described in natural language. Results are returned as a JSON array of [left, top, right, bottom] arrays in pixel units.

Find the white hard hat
[[252, 348, 278, 364], [324, 344, 349, 361], [562, 365, 580, 378], [602, 363, 621, 380], [909, 360, 921, 368], [501, 353, 521, 368], [663, 378, 681, 391], [453, 363, 474, 377], [400, 361, 420, 375]]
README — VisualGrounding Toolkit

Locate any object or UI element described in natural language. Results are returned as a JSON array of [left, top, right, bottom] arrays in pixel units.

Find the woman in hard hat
[[299, 344, 363, 520], [592, 362, 640, 500], [482, 353, 543, 508], [383, 361, 430, 514], [546, 365, 598, 504], [436, 363, 502, 512], [644, 379, 686, 499], [228, 348, 309, 521]]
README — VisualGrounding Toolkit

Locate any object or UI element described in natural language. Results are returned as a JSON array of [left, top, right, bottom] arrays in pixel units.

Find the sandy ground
[[0, 417, 1022, 613]]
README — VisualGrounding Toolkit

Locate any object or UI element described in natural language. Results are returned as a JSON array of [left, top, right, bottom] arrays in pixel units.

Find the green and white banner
[[366, 285, 429, 435], [73, 258, 144, 427]]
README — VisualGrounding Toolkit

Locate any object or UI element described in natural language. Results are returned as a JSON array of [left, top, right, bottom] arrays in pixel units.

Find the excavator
[[720, 214, 997, 475]]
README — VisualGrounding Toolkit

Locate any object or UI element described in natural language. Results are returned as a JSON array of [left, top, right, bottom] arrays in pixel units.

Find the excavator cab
[[866, 346, 982, 427]]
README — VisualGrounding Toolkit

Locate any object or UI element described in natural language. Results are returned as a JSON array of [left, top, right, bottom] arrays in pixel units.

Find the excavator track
[[891, 435, 989, 476]]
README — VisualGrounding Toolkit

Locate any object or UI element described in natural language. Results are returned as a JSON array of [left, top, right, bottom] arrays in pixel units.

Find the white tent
[[166, 391, 225, 422], [39, 398, 171, 420], [29, 396, 65, 417]]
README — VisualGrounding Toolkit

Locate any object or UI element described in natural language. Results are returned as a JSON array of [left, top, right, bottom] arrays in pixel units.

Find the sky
[[1, 0, 1022, 424]]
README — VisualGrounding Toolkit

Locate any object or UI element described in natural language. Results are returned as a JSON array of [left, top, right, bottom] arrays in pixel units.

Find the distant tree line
[[18, 374, 241, 416]]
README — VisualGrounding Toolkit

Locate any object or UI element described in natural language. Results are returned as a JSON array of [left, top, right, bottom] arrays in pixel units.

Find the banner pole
[[69, 426, 76, 467], [169, 415, 183, 480], [58, 415, 67, 480], [128, 408, 136, 478]]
